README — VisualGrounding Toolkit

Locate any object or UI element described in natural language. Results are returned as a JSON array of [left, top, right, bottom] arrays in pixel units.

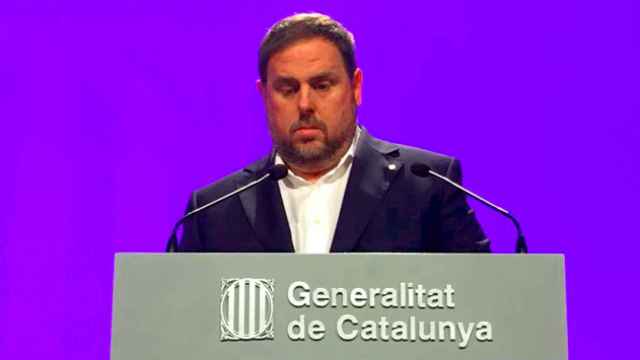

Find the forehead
[[267, 37, 347, 80]]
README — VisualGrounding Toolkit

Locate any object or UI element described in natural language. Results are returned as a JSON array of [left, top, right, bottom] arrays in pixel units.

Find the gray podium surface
[[111, 254, 567, 360]]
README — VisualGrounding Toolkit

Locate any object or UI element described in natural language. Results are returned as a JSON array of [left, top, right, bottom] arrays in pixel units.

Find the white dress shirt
[[275, 127, 361, 253]]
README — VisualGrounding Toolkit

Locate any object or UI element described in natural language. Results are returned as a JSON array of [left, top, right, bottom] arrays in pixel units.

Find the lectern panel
[[111, 254, 567, 360]]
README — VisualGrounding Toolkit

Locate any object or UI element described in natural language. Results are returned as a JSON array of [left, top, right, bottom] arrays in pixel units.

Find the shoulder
[[397, 143, 456, 174], [190, 155, 271, 206], [364, 131, 457, 175]]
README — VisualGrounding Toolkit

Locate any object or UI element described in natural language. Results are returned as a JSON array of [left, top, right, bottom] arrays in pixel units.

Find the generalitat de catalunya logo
[[220, 278, 275, 341]]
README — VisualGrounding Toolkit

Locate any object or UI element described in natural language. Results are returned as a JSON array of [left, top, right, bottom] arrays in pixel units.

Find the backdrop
[[1, 1, 637, 358]]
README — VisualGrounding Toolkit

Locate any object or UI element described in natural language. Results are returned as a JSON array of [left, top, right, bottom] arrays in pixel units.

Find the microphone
[[165, 164, 288, 252], [410, 163, 528, 253]]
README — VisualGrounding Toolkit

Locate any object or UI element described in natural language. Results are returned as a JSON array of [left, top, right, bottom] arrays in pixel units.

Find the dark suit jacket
[[180, 129, 490, 252]]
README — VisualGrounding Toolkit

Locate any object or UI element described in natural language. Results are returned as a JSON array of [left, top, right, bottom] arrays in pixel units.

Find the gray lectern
[[111, 254, 567, 360]]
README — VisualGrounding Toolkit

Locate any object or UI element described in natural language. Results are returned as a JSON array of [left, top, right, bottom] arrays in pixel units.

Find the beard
[[272, 114, 356, 167]]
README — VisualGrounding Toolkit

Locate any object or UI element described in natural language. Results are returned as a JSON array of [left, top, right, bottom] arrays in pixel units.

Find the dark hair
[[258, 13, 357, 83]]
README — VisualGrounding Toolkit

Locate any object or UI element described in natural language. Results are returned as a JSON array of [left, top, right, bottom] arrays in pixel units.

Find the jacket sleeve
[[437, 158, 491, 252], [178, 192, 204, 251]]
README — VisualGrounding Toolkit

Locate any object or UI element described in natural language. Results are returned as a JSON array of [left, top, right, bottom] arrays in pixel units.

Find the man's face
[[258, 37, 362, 168]]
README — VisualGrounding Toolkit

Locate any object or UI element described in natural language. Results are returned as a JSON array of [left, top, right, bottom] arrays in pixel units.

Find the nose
[[297, 84, 314, 115]]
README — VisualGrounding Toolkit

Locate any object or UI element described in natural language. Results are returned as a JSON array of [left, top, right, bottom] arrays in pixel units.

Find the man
[[179, 13, 490, 253]]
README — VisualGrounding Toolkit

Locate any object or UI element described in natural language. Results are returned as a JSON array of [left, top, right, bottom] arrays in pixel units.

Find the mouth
[[292, 125, 322, 133], [293, 127, 322, 139]]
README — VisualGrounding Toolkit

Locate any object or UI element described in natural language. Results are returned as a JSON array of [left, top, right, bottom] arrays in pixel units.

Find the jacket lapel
[[237, 155, 294, 252], [330, 129, 403, 252]]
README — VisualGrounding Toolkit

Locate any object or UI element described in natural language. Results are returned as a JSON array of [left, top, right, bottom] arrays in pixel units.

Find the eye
[[277, 85, 297, 96], [313, 81, 332, 91], [281, 87, 295, 95]]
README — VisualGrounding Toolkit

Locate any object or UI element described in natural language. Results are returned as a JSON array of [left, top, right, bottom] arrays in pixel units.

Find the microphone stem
[[185, 172, 271, 218], [428, 170, 508, 214], [166, 172, 272, 252]]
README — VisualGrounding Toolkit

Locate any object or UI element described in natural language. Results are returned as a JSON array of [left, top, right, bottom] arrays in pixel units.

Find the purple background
[[1, 1, 637, 358]]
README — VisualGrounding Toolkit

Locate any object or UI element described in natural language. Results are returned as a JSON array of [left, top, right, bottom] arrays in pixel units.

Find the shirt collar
[[275, 126, 361, 186]]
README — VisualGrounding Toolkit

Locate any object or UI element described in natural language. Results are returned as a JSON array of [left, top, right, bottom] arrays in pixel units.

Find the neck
[[286, 156, 343, 183]]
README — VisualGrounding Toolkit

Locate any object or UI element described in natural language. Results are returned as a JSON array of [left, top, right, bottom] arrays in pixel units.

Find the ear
[[352, 68, 363, 105], [256, 79, 266, 99]]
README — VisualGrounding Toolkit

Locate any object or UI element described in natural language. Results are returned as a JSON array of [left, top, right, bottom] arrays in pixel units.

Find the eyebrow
[[272, 76, 298, 86], [272, 71, 339, 85], [308, 71, 338, 82]]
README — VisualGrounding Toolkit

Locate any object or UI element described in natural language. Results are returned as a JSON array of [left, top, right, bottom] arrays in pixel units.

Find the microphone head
[[410, 163, 432, 178], [268, 164, 289, 180]]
